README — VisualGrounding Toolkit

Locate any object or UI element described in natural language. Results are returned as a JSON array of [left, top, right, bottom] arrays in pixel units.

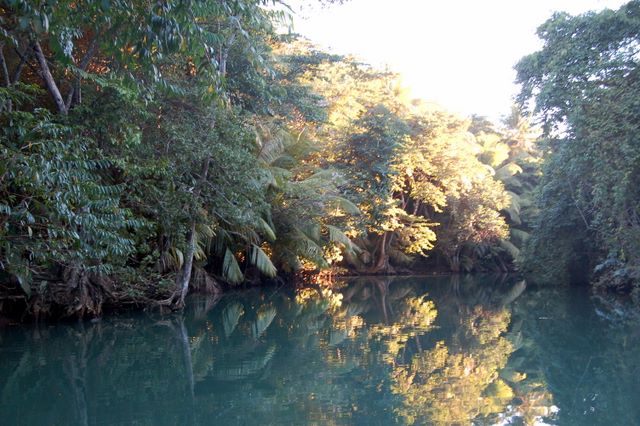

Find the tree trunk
[[412, 200, 421, 215], [0, 43, 11, 111], [33, 41, 67, 115], [173, 157, 211, 308], [175, 222, 197, 308], [449, 248, 461, 273], [371, 232, 389, 273], [0, 43, 10, 87]]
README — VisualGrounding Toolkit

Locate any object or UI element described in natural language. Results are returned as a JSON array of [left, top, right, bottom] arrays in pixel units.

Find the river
[[0, 275, 638, 425]]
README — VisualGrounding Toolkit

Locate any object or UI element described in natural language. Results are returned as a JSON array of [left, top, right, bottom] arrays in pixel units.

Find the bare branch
[[33, 41, 67, 114], [0, 43, 11, 87], [13, 46, 38, 76], [11, 46, 30, 84], [65, 35, 99, 110]]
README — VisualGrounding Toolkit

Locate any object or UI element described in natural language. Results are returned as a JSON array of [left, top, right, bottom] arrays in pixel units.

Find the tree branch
[[11, 47, 30, 84], [65, 35, 99, 110], [33, 41, 67, 115], [13, 46, 37, 79], [0, 43, 11, 87], [0, 42, 12, 111]]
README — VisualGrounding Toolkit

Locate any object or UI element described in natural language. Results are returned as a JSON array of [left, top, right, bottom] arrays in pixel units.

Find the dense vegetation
[[516, 1, 640, 296], [0, 0, 638, 318]]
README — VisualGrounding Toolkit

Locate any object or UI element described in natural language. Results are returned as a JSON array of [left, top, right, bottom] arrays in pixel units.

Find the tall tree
[[516, 1, 640, 290]]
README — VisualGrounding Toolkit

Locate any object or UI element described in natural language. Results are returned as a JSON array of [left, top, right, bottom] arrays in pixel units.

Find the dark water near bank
[[1, 276, 639, 425]]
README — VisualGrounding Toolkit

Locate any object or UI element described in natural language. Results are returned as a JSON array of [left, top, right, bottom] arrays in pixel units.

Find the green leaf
[[499, 239, 520, 260], [257, 217, 276, 242], [327, 196, 361, 215], [250, 244, 277, 278], [326, 224, 360, 253], [223, 248, 244, 284]]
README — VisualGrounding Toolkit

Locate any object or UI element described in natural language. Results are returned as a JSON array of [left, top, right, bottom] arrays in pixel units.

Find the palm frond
[[299, 222, 321, 241], [250, 244, 277, 278], [504, 191, 522, 225], [158, 246, 184, 272], [510, 228, 530, 247], [305, 169, 341, 183], [292, 229, 327, 267], [257, 217, 277, 242], [212, 228, 231, 255], [499, 239, 521, 260], [496, 162, 523, 179], [223, 248, 244, 284], [255, 126, 293, 164], [265, 166, 292, 189], [326, 195, 361, 215], [326, 224, 361, 253]]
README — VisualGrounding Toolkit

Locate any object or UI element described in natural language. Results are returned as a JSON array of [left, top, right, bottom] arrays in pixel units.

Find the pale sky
[[289, 0, 629, 121]]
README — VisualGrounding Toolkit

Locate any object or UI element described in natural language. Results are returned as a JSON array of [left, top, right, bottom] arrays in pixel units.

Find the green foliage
[[0, 88, 137, 294], [516, 1, 640, 288], [0, 1, 546, 315]]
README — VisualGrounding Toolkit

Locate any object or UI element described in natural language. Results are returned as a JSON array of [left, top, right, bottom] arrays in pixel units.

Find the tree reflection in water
[[0, 276, 575, 425]]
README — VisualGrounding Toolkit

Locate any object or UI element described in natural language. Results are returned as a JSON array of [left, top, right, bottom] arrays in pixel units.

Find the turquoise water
[[0, 275, 639, 425]]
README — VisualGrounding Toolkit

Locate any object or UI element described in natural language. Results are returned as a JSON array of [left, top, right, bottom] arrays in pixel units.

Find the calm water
[[1, 275, 639, 425]]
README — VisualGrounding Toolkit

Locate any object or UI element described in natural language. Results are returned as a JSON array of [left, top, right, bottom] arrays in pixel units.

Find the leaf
[[510, 228, 530, 247], [326, 224, 360, 253], [327, 196, 361, 215], [223, 248, 244, 284], [257, 217, 276, 242], [499, 239, 520, 260], [250, 244, 277, 278]]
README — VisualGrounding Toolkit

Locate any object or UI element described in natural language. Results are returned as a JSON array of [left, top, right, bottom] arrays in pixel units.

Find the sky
[[288, 0, 629, 121]]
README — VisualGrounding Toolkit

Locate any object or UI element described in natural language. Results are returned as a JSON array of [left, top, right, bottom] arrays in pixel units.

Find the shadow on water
[[0, 275, 638, 425]]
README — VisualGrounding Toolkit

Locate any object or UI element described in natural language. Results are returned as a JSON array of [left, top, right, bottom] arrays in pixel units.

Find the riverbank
[[3, 246, 639, 323]]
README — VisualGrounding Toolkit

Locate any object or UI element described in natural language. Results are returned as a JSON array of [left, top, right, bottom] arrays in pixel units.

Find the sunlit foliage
[[0, 1, 540, 316]]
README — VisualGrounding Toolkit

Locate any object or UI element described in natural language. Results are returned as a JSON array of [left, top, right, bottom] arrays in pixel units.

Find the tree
[[516, 1, 640, 291]]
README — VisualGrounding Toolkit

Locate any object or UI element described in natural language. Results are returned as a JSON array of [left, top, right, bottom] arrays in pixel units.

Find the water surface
[[1, 275, 639, 425]]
